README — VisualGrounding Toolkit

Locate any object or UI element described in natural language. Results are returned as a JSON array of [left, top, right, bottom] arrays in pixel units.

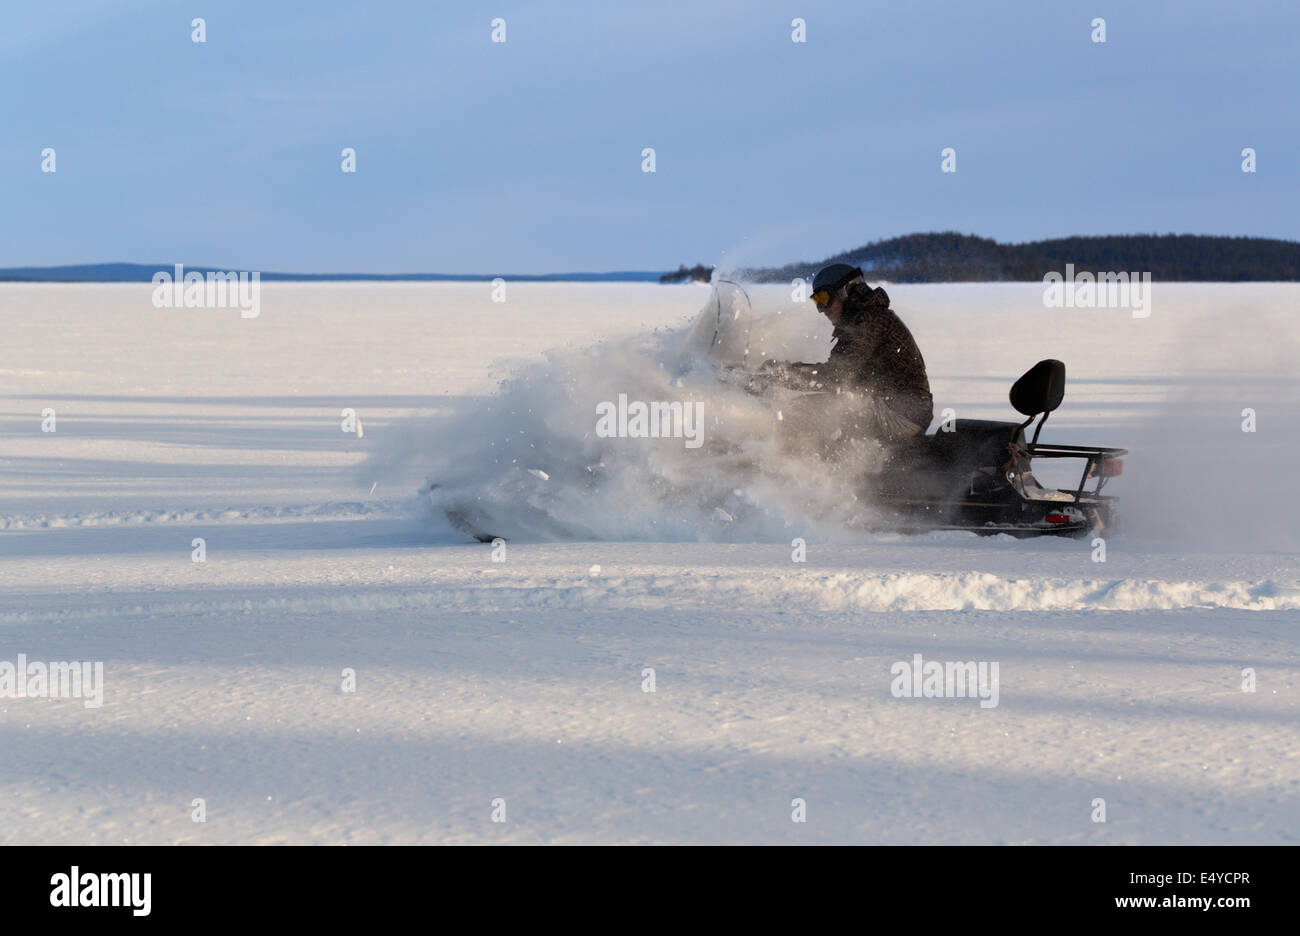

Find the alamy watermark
[[1, 653, 104, 708], [151, 263, 261, 319], [50, 867, 150, 916], [1042, 263, 1150, 318], [890, 653, 999, 708], [595, 394, 704, 448]]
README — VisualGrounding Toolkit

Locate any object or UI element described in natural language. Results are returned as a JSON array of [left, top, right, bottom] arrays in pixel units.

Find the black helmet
[[810, 264, 863, 307]]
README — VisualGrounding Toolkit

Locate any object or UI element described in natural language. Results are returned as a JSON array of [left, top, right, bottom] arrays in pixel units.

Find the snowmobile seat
[[874, 419, 1023, 502], [892, 419, 1023, 472], [925, 419, 1023, 468]]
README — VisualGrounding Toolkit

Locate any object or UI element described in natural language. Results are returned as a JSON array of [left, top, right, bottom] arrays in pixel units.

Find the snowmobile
[[431, 281, 1126, 541]]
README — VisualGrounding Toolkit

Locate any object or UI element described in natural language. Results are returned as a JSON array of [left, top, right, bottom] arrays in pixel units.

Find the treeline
[[730, 233, 1300, 283], [659, 264, 715, 283]]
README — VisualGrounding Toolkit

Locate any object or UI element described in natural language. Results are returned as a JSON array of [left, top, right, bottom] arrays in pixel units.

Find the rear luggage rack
[[1023, 442, 1128, 497]]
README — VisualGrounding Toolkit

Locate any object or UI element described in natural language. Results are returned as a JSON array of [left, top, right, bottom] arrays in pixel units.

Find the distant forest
[[661, 233, 1300, 283], [659, 264, 714, 284]]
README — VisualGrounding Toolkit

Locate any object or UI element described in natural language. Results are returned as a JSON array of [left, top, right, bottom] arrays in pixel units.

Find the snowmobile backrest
[[1010, 359, 1066, 417]]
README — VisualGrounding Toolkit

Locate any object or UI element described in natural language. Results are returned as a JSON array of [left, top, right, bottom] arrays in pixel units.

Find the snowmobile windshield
[[679, 280, 836, 376], [679, 280, 754, 369]]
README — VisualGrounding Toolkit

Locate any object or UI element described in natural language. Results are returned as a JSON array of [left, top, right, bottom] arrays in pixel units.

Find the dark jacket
[[772, 284, 934, 433]]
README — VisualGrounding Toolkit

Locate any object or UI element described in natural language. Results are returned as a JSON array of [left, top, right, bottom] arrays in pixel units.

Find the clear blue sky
[[3, 0, 1296, 273]]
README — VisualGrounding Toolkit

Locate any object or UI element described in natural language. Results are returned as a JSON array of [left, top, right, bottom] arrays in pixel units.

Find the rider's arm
[[756, 360, 830, 391]]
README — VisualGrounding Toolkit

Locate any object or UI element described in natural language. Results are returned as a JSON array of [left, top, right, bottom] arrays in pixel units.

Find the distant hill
[[740, 233, 1300, 283], [7, 234, 1299, 284], [0, 263, 664, 283]]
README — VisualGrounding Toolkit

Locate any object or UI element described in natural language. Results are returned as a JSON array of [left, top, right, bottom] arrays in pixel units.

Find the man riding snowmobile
[[756, 263, 934, 445], [432, 271, 1126, 541]]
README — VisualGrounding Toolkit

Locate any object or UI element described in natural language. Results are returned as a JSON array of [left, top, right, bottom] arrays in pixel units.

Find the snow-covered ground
[[0, 281, 1296, 844]]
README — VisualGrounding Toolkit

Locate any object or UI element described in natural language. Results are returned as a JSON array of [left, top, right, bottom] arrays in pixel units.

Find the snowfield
[[1, 281, 1296, 844]]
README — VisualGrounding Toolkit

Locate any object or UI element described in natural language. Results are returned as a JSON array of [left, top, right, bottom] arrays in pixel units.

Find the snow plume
[[1117, 290, 1300, 554], [1121, 382, 1300, 554], [364, 288, 887, 542]]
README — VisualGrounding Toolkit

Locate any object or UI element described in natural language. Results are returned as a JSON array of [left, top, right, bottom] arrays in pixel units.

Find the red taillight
[[1045, 513, 1071, 524], [1101, 458, 1123, 477]]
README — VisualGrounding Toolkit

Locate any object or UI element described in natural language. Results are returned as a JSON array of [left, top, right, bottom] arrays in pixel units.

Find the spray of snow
[[1116, 293, 1300, 554], [364, 286, 901, 542]]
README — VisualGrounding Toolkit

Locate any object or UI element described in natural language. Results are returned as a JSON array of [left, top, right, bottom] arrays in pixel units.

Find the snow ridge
[[2, 569, 1293, 623]]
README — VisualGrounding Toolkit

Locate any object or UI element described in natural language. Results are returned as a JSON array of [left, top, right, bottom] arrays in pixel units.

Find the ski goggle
[[810, 276, 864, 309]]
